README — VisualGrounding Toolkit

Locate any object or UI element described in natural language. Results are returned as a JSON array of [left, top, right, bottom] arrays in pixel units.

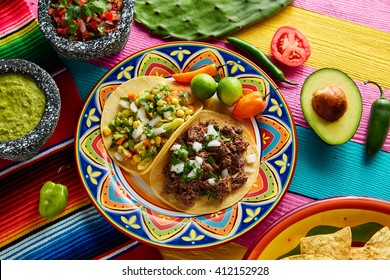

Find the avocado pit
[[311, 85, 347, 122]]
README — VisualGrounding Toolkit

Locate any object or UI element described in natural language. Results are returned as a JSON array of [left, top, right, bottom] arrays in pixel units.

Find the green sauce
[[0, 73, 46, 141]]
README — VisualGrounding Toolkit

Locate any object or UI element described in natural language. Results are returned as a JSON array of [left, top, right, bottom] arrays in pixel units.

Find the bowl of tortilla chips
[[244, 196, 390, 260]]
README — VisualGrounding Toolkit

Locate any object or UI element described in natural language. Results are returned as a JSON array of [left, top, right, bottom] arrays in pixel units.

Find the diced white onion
[[119, 99, 130, 109], [246, 153, 256, 164], [147, 116, 160, 127], [154, 126, 166, 135], [187, 168, 197, 178], [195, 156, 203, 168], [192, 141, 203, 152], [207, 140, 221, 147], [221, 168, 229, 178], [207, 178, 216, 185], [206, 124, 219, 137], [132, 125, 143, 139], [130, 101, 138, 113], [138, 107, 149, 124], [244, 166, 256, 173], [140, 134, 147, 141], [163, 111, 172, 119], [232, 172, 240, 178], [171, 162, 184, 174], [170, 144, 182, 151], [114, 152, 124, 161]]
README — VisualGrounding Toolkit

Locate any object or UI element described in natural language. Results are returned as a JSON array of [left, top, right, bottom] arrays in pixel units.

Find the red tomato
[[271, 26, 311, 67]]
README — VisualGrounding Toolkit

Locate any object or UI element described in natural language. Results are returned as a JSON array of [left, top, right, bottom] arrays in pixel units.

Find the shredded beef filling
[[163, 121, 250, 207]]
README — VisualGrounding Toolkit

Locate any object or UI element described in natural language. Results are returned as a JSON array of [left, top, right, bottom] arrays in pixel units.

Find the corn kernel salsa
[[0, 73, 46, 141], [103, 82, 196, 171], [49, 0, 123, 41]]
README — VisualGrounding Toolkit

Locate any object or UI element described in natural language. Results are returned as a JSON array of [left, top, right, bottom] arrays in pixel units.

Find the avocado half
[[300, 68, 362, 145]]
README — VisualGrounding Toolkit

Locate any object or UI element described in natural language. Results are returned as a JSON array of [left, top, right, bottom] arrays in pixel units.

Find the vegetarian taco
[[100, 76, 203, 175], [150, 110, 260, 215]]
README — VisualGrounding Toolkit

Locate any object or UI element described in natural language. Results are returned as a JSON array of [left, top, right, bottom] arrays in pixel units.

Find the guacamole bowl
[[0, 59, 61, 162], [37, 0, 134, 60]]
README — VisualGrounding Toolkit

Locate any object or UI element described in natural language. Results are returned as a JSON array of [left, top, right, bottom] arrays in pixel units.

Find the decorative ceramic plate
[[244, 196, 390, 259], [75, 42, 297, 249]]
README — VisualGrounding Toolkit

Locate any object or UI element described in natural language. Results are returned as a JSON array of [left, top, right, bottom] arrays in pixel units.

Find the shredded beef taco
[[100, 76, 202, 175], [150, 110, 260, 215]]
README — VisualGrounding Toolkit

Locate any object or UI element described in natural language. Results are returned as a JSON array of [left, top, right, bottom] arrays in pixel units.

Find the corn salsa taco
[[150, 110, 260, 215], [100, 76, 202, 175]]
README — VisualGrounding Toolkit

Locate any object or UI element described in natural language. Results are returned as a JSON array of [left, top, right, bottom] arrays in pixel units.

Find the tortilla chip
[[300, 227, 352, 260], [281, 254, 337, 260], [351, 246, 389, 260], [365, 226, 390, 248]]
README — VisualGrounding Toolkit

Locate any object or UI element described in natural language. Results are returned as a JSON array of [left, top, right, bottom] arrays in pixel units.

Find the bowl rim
[[0, 58, 61, 161], [243, 195, 390, 260], [37, 0, 134, 59]]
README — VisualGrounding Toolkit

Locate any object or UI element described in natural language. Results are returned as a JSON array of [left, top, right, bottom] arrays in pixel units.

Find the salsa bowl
[[0, 59, 60, 162], [38, 0, 134, 60]]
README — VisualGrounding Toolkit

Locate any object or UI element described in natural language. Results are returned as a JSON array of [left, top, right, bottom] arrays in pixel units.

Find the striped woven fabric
[[0, 0, 83, 176], [0, 0, 162, 259], [0, 0, 62, 72], [1, 0, 389, 260]]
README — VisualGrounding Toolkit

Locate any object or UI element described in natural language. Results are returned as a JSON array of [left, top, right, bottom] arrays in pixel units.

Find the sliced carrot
[[116, 138, 126, 145], [128, 92, 138, 101], [172, 64, 220, 83], [143, 139, 152, 147]]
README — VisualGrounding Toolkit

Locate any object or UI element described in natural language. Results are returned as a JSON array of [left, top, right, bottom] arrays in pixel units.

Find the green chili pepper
[[39, 167, 69, 219], [364, 81, 390, 156], [226, 37, 298, 85]]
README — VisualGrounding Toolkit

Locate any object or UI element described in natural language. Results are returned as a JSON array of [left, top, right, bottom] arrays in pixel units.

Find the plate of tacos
[[75, 42, 297, 249]]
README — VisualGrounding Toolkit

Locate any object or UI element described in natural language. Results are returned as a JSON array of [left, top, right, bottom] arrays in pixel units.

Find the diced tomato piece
[[89, 20, 99, 33], [101, 12, 114, 21], [55, 7, 66, 17], [56, 27, 70, 35], [77, 0, 88, 7]]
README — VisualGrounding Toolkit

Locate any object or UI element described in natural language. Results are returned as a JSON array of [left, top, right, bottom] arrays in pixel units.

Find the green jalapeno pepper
[[226, 36, 298, 85], [39, 166, 69, 219], [364, 81, 390, 156]]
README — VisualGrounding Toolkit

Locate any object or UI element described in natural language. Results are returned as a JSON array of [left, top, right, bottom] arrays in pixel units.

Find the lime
[[216, 77, 243, 107], [190, 73, 217, 100]]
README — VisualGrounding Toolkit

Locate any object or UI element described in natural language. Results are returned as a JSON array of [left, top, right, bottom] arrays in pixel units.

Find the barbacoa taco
[[100, 76, 203, 175], [150, 110, 260, 215]]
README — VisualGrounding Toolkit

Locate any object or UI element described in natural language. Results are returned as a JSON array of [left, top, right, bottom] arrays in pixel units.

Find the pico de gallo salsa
[[49, 0, 123, 41]]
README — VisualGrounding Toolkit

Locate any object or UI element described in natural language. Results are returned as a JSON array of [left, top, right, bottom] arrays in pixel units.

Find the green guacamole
[[0, 73, 46, 141]]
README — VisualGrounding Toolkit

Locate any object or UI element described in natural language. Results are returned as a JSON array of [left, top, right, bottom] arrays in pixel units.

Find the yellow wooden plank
[[159, 242, 247, 260], [229, 6, 390, 89]]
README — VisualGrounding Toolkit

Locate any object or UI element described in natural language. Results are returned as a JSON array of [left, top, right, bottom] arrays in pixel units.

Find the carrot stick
[[172, 64, 221, 83]]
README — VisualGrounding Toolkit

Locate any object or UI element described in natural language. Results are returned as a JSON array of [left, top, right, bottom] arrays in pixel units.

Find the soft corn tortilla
[[100, 76, 202, 175], [149, 110, 260, 215]]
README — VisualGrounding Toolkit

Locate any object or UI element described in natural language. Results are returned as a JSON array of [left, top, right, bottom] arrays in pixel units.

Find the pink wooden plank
[[235, 192, 314, 248], [293, 0, 390, 32]]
